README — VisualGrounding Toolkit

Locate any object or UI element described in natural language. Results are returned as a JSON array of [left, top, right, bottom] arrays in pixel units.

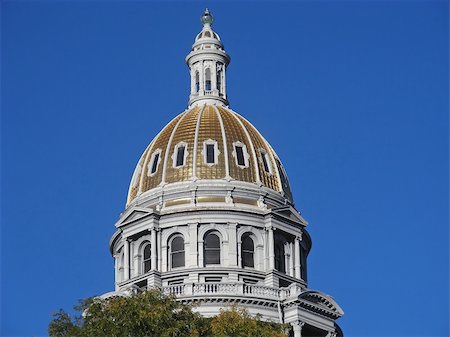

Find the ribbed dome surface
[[127, 105, 292, 205]]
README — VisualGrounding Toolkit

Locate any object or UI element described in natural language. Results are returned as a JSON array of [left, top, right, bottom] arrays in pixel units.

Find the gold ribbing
[[165, 108, 199, 183], [217, 106, 255, 183], [141, 113, 184, 191], [196, 105, 227, 180], [235, 114, 281, 192], [127, 104, 292, 206]]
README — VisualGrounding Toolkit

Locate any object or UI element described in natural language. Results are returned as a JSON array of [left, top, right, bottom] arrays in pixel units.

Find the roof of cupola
[[194, 9, 222, 43]]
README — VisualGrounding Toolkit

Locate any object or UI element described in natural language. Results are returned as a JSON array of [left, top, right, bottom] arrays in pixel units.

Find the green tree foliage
[[211, 306, 287, 337], [49, 289, 288, 337]]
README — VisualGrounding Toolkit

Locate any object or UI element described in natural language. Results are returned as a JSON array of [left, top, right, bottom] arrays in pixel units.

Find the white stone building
[[102, 9, 344, 337]]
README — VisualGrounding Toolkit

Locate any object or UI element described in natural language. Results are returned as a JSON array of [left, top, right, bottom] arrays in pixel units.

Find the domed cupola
[[127, 9, 293, 208]]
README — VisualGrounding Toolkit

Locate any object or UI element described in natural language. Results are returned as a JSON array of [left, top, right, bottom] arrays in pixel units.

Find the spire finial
[[187, 9, 230, 108], [201, 8, 213, 26]]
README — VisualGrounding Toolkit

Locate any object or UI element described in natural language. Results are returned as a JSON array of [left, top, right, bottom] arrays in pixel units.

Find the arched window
[[205, 68, 211, 91], [216, 67, 222, 94], [195, 71, 200, 92], [241, 234, 254, 268], [143, 243, 151, 273], [204, 232, 220, 265], [170, 236, 185, 269], [275, 241, 286, 273]]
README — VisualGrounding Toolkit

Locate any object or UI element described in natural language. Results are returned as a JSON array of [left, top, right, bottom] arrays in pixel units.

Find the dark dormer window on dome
[[233, 142, 249, 168], [206, 144, 214, 163], [260, 149, 272, 174], [203, 140, 219, 165], [148, 149, 161, 176], [173, 142, 188, 168]]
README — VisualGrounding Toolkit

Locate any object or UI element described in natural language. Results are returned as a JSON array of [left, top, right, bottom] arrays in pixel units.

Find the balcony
[[161, 282, 302, 302]]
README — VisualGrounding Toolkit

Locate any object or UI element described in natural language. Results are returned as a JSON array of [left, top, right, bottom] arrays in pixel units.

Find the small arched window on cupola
[[143, 243, 151, 273], [241, 234, 255, 268], [205, 68, 212, 91], [195, 71, 200, 93], [216, 64, 222, 94], [204, 232, 221, 265]]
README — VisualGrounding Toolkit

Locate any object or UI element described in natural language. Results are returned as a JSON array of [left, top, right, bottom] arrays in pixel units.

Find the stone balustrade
[[161, 282, 301, 301]]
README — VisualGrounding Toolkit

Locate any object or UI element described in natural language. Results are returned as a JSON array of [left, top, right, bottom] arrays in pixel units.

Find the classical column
[[161, 243, 168, 272], [211, 61, 217, 93], [123, 239, 130, 280], [228, 223, 238, 266], [151, 228, 157, 271], [199, 61, 205, 94], [237, 240, 242, 268], [289, 242, 295, 277], [114, 254, 119, 284], [268, 227, 275, 270], [291, 321, 305, 337], [294, 237, 301, 279], [198, 240, 204, 267], [133, 252, 141, 277], [222, 64, 227, 97], [190, 68, 195, 95], [157, 230, 162, 271], [188, 223, 199, 268]]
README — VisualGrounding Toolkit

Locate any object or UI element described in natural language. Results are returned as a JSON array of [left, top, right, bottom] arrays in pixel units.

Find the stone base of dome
[[126, 179, 295, 216]]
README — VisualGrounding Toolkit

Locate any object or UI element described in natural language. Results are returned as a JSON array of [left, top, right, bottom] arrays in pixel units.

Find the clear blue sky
[[2, 1, 448, 336]]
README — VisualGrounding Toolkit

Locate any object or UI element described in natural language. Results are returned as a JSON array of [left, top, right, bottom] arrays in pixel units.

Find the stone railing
[[193, 282, 237, 295], [161, 282, 302, 301], [243, 284, 282, 300], [163, 284, 185, 296]]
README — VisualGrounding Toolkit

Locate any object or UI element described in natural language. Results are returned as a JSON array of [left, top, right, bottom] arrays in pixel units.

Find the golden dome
[[127, 104, 293, 206]]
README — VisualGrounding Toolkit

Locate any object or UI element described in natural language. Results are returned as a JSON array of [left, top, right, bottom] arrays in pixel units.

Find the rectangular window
[[205, 249, 220, 265], [171, 251, 185, 269], [261, 152, 270, 173], [144, 260, 151, 273], [151, 153, 160, 174], [242, 252, 254, 268], [176, 146, 185, 167], [206, 144, 215, 164], [235, 145, 245, 166]]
